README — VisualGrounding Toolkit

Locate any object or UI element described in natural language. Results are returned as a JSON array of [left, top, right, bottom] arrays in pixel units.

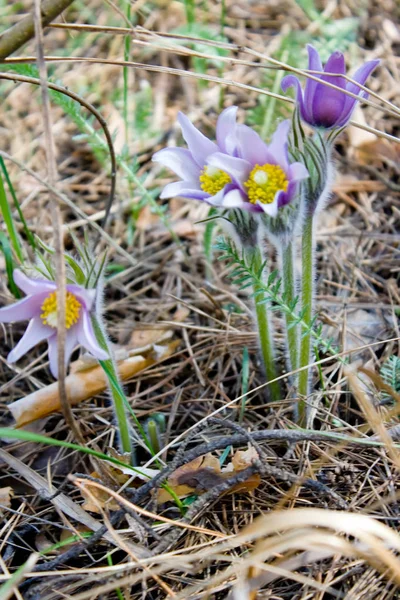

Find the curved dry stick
[[0, 71, 117, 234], [4, 55, 398, 144]]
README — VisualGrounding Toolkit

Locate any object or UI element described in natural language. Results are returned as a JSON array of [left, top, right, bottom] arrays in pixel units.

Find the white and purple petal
[[267, 120, 291, 172], [0, 292, 48, 323], [207, 153, 251, 191], [177, 112, 219, 167], [47, 334, 59, 378], [235, 125, 271, 165], [288, 161, 309, 183], [47, 329, 79, 378], [7, 317, 51, 364], [160, 180, 209, 201], [153, 147, 200, 182], [68, 286, 96, 312], [216, 106, 238, 154], [76, 310, 109, 361], [13, 270, 56, 296]]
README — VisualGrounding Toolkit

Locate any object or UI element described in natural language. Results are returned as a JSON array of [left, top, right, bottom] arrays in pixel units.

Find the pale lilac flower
[[0, 270, 108, 378], [207, 120, 309, 217], [281, 45, 379, 129], [153, 106, 242, 209]]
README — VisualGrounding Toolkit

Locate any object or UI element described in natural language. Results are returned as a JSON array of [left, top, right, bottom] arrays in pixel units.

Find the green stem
[[281, 240, 298, 374], [298, 213, 314, 422], [249, 247, 281, 402], [91, 315, 132, 455]]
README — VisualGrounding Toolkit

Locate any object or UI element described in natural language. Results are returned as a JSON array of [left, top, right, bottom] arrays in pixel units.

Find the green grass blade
[[0, 156, 36, 252], [0, 167, 24, 263], [0, 232, 21, 298]]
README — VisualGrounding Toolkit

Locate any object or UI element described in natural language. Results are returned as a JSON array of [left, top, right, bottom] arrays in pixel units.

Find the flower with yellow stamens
[[245, 164, 289, 205], [0, 270, 108, 378], [206, 120, 308, 217]]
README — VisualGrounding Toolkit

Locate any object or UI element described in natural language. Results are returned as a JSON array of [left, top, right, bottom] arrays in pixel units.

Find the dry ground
[[0, 0, 400, 598]]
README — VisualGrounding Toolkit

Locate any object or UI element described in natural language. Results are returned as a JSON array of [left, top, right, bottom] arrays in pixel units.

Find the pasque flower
[[0, 270, 108, 378], [281, 45, 379, 129], [207, 120, 308, 217], [154, 109, 308, 218], [153, 106, 240, 208]]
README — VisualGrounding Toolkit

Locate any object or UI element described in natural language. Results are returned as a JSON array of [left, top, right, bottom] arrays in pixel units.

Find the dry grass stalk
[[9, 341, 177, 427]]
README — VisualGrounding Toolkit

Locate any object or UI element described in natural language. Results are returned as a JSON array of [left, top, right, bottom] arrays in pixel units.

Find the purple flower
[[206, 120, 309, 217], [0, 270, 108, 378], [153, 106, 241, 209], [153, 109, 308, 218], [281, 45, 379, 129]]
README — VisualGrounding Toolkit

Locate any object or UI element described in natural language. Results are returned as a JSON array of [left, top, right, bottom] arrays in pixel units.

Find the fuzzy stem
[[298, 213, 314, 422], [281, 240, 298, 374], [248, 247, 281, 402], [91, 315, 132, 455]]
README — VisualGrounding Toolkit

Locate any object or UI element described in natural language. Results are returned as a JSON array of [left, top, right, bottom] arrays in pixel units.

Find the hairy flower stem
[[298, 213, 315, 422], [281, 240, 298, 375], [248, 247, 281, 402], [91, 315, 132, 456]]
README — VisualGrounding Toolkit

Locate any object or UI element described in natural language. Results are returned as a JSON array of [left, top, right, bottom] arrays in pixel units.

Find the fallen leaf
[[157, 448, 260, 504]]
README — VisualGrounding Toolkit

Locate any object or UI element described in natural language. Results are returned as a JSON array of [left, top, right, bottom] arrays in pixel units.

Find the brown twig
[[0, 0, 75, 60], [33, 0, 83, 445]]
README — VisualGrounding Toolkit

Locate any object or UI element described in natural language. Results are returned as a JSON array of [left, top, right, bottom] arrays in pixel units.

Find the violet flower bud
[[281, 45, 379, 129]]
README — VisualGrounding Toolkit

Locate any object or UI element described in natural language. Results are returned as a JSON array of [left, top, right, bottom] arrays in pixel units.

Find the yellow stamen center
[[41, 291, 81, 329], [245, 164, 288, 205], [199, 166, 231, 195]]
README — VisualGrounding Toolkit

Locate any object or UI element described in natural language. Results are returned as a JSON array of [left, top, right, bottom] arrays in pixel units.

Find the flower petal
[[310, 52, 347, 127], [336, 59, 380, 126], [47, 329, 79, 378], [68, 286, 96, 311], [8, 317, 51, 363], [235, 125, 271, 165], [323, 50, 346, 77], [288, 161, 309, 182], [13, 270, 56, 296], [216, 106, 238, 154], [348, 59, 380, 92], [47, 334, 59, 378], [303, 45, 324, 113], [76, 311, 109, 361], [65, 329, 78, 366], [177, 112, 218, 167], [207, 153, 251, 191], [281, 75, 312, 123], [256, 196, 279, 217], [153, 147, 200, 182], [160, 180, 208, 200], [0, 293, 48, 323], [267, 120, 291, 172]]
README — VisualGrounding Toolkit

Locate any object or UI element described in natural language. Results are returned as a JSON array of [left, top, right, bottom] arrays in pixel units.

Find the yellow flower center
[[199, 166, 231, 195], [244, 164, 288, 205], [41, 291, 81, 329]]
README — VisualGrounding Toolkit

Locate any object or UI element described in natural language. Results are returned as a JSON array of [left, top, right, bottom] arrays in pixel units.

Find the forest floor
[[0, 0, 400, 598]]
